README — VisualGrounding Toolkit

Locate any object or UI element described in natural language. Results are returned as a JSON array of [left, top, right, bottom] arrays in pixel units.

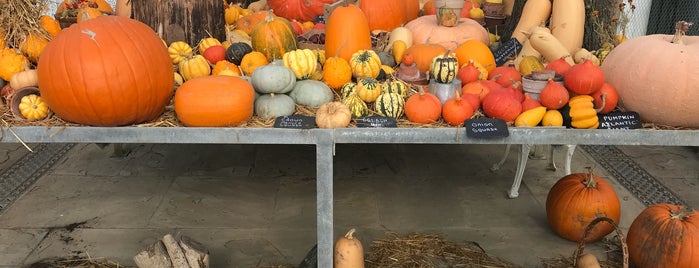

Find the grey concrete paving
[[0, 142, 696, 267]]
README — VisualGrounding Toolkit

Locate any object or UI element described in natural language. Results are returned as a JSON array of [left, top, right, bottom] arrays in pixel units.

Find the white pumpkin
[[251, 61, 296, 94]]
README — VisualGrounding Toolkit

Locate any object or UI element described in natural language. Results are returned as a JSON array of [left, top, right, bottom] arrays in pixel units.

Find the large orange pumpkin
[[268, 0, 334, 22], [324, 2, 372, 63], [37, 16, 173, 126], [404, 15, 489, 51], [455, 39, 496, 72], [601, 21, 699, 128], [359, 0, 406, 31], [626, 203, 699, 268], [250, 10, 298, 62], [174, 75, 255, 127], [545, 168, 621, 243]]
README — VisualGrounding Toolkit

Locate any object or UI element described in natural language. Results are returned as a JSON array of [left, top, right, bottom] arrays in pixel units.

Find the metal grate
[[0, 143, 75, 213], [580, 145, 688, 207]]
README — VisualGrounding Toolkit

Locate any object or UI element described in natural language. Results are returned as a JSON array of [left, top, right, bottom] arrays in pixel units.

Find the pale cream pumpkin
[[404, 15, 489, 51]]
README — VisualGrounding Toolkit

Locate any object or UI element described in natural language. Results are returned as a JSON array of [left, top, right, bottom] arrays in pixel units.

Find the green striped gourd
[[381, 79, 409, 98], [430, 51, 458, 84], [374, 92, 405, 119], [340, 82, 357, 100], [342, 93, 369, 119], [356, 77, 382, 103]]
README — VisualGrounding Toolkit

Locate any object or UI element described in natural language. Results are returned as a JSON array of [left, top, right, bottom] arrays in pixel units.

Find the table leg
[[508, 144, 532, 199], [316, 134, 334, 268]]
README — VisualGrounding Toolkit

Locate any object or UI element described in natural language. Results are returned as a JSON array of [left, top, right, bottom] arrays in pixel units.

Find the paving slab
[[0, 228, 48, 266], [0, 142, 685, 267]]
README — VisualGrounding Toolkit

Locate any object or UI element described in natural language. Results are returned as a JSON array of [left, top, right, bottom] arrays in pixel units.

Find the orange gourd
[[627, 204, 699, 268], [405, 42, 447, 73], [174, 75, 254, 127], [323, 48, 352, 90], [539, 79, 569, 110], [601, 21, 699, 127], [324, 1, 372, 63], [404, 86, 442, 124], [19, 33, 49, 62], [404, 15, 489, 51], [442, 91, 474, 126], [235, 11, 268, 35], [37, 16, 174, 126], [250, 10, 298, 62], [564, 59, 605, 95], [39, 15, 62, 37], [546, 168, 620, 243], [455, 39, 496, 72], [268, 0, 334, 22], [359, 0, 406, 31]]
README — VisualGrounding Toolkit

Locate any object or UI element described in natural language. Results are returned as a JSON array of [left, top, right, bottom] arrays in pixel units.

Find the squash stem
[[582, 166, 597, 188], [594, 93, 607, 113], [672, 21, 693, 45], [670, 207, 694, 221], [344, 228, 356, 239]]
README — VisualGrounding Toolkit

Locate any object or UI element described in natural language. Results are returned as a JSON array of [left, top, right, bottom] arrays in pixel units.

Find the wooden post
[[129, 0, 226, 48]]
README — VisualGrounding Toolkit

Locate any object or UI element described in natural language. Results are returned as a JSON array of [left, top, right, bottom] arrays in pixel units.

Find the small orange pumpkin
[[212, 60, 241, 76], [455, 39, 496, 72], [240, 51, 269, 76], [404, 86, 442, 124]]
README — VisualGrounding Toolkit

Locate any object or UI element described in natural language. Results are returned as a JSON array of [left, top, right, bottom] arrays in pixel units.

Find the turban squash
[[37, 16, 174, 126]]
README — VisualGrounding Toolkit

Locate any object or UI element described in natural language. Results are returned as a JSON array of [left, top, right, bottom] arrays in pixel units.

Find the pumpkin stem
[[670, 206, 695, 221], [582, 166, 597, 188], [418, 86, 427, 96], [264, 9, 275, 22], [344, 228, 356, 239], [672, 21, 693, 45], [454, 89, 461, 101], [594, 93, 607, 113]]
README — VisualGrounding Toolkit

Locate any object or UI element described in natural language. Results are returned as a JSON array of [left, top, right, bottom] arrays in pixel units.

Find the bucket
[[434, 0, 464, 27], [521, 70, 564, 101], [428, 78, 462, 104]]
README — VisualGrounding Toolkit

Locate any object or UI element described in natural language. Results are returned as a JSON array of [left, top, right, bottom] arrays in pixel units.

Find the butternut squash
[[511, 0, 551, 43], [528, 26, 575, 65], [550, 0, 585, 54], [503, 0, 515, 16], [334, 228, 364, 268], [573, 48, 600, 66]]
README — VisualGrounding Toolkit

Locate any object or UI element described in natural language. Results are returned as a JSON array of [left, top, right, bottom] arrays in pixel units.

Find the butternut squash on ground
[[334, 228, 365, 268]]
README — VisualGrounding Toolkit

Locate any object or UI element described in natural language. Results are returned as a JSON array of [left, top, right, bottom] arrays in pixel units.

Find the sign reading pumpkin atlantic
[[36, 15, 174, 127]]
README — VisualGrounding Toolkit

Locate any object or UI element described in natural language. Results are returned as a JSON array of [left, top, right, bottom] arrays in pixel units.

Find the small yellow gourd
[[392, 40, 407, 63], [518, 55, 545, 76], [514, 106, 546, 127], [568, 95, 599, 129], [18, 94, 50, 120], [282, 49, 318, 79], [334, 228, 365, 268], [541, 109, 563, 126], [168, 41, 193, 64]]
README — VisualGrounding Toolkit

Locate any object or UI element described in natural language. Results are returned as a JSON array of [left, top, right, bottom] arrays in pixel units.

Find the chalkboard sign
[[356, 116, 397, 128], [273, 115, 316, 129], [465, 118, 509, 138], [598, 111, 642, 129]]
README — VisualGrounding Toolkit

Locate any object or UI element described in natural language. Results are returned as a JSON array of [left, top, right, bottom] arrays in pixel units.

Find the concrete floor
[[0, 142, 697, 267]]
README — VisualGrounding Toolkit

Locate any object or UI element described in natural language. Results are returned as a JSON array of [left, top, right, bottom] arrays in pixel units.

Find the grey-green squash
[[251, 61, 296, 94], [342, 93, 369, 119], [289, 80, 334, 108], [374, 92, 405, 119], [254, 93, 296, 119]]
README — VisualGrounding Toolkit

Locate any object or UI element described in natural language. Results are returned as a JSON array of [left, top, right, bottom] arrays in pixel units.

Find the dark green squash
[[225, 42, 253, 65]]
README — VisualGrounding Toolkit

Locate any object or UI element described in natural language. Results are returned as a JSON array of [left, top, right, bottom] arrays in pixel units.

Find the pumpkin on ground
[[250, 10, 298, 62], [546, 168, 621, 242], [601, 21, 699, 127], [174, 75, 255, 127], [626, 203, 699, 268], [404, 15, 489, 51], [37, 16, 174, 126]]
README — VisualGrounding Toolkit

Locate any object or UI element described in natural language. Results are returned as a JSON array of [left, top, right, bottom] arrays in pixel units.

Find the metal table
[[2, 126, 699, 267]]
